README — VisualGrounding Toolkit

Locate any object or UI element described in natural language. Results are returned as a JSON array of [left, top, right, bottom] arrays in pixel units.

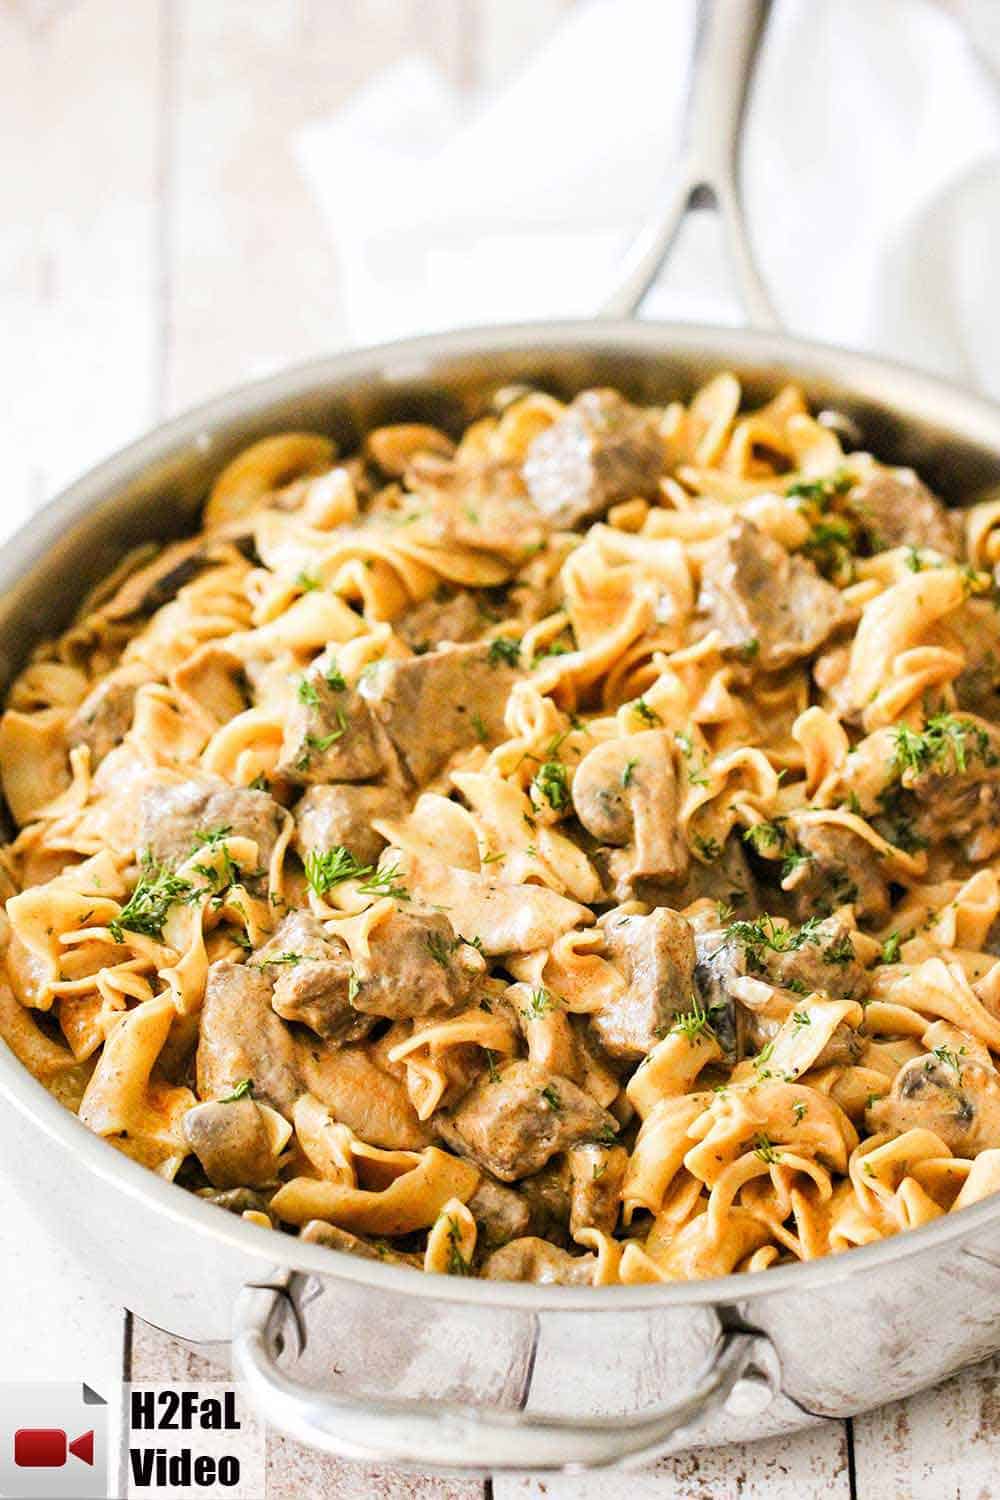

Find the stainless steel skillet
[[2, 0, 1000, 1475]]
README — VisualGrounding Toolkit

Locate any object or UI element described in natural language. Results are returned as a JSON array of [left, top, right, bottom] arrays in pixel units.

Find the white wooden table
[[2, 3, 998, 1495]]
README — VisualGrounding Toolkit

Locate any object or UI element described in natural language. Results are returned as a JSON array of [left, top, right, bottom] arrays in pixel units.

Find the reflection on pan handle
[[232, 1274, 777, 1473], [599, 0, 779, 331]]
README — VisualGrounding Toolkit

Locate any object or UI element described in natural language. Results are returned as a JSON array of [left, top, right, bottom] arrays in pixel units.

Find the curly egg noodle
[[5, 377, 1000, 1284]]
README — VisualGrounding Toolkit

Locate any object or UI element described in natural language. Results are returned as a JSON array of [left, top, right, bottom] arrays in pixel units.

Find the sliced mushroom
[[866, 1051, 1000, 1155], [183, 1097, 290, 1188]]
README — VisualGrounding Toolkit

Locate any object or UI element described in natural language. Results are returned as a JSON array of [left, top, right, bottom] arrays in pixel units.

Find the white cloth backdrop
[[297, 0, 1000, 397]]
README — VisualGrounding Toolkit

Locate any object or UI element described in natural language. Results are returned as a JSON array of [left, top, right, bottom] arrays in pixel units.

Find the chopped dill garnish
[[425, 931, 457, 968], [108, 860, 193, 944], [932, 1045, 965, 1076], [525, 986, 555, 1019], [304, 846, 373, 896], [880, 931, 903, 965], [671, 995, 717, 1042], [539, 1083, 561, 1112], [633, 696, 661, 726], [891, 712, 998, 777], [190, 825, 234, 852], [487, 636, 521, 668], [753, 1133, 783, 1165], [220, 1078, 254, 1102], [357, 861, 410, 901], [621, 757, 640, 788], [532, 759, 570, 812], [445, 1214, 473, 1276]]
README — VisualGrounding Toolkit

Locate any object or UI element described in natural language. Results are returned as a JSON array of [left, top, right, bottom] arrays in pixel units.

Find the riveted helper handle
[[599, 0, 779, 329], [232, 1280, 775, 1473]]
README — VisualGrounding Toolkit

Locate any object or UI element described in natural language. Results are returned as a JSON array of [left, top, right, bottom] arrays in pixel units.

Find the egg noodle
[[4, 375, 1000, 1284]]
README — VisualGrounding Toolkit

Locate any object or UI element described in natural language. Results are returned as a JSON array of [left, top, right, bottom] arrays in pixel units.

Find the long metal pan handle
[[600, 0, 779, 329], [232, 1281, 775, 1472]]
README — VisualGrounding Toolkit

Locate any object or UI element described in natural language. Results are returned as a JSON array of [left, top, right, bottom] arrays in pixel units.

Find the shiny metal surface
[[599, 0, 777, 326], [2, 320, 1000, 1470]]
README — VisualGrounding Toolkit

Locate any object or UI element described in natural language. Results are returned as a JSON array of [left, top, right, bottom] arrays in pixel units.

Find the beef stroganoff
[[4, 376, 1000, 1284]]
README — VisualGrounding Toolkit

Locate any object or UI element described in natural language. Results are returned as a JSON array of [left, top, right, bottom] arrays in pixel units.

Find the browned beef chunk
[[196, 961, 303, 1116], [466, 1176, 532, 1250], [293, 783, 403, 868], [593, 908, 697, 1061], [697, 519, 849, 669], [67, 664, 152, 766], [783, 820, 892, 925], [435, 1060, 617, 1182], [360, 643, 521, 785], [353, 908, 484, 1020], [517, 1157, 572, 1244], [480, 1237, 596, 1284], [652, 835, 757, 913], [140, 776, 282, 870], [255, 911, 373, 1044], [522, 390, 665, 529], [906, 715, 1000, 850], [568, 1141, 628, 1236], [397, 590, 484, 652], [867, 1053, 1000, 1154], [767, 918, 865, 1000], [847, 469, 961, 558], [405, 456, 548, 563], [276, 673, 389, 786], [572, 730, 688, 900], [182, 1097, 279, 1188]]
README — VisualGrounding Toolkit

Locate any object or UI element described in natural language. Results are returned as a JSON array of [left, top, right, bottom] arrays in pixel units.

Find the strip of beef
[[697, 519, 849, 669], [293, 782, 404, 868], [592, 908, 697, 1061], [568, 1141, 628, 1236], [359, 643, 522, 785], [140, 775, 282, 871], [352, 907, 484, 1020], [783, 819, 892, 925], [435, 1060, 617, 1182], [867, 1052, 1000, 1155], [405, 456, 549, 563], [466, 1176, 532, 1250], [572, 730, 688, 900], [67, 663, 153, 766], [276, 671, 390, 786], [255, 911, 373, 1044], [397, 589, 484, 652], [522, 389, 665, 529], [846, 469, 961, 558], [196, 961, 303, 1116]]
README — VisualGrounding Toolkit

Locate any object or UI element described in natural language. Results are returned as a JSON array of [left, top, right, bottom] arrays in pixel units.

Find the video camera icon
[[14, 1428, 95, 1468], [1, 1384, 105, 1497]]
